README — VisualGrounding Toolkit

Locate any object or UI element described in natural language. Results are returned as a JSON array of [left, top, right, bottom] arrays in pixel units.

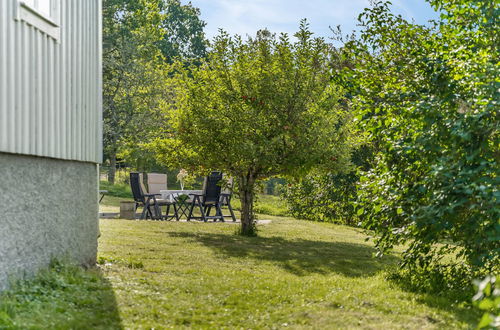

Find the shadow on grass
[[387, 269, 481, 326], [0, 262, 122, 329], [412, 291, 479, 327], [168, 231, 478, 325], [168, 232, 399, 277]]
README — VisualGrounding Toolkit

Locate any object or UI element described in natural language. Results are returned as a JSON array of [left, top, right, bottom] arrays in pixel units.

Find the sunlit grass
[[0, 261, 121, 329], [0, 218, 478, 328]]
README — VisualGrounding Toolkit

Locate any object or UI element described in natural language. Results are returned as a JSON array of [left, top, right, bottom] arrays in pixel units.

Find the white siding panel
[[0, 0, 102, 163]]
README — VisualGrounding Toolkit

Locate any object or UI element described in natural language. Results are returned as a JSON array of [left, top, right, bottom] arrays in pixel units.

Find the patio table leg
[[174, 204, 179, 221]]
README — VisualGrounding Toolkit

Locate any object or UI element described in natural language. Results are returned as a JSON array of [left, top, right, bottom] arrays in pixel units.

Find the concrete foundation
[[0, 153, 99, 290]]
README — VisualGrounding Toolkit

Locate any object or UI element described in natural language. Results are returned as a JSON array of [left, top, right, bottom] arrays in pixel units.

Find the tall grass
[[0, 260, 121, 329]]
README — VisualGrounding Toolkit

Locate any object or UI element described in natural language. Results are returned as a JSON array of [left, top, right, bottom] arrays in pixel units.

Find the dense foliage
[[102, 0, 171, 182], [155, 23, 356, 235], [102, 0, 208, 180], [282, 172, 358, 224], [343, 1, 499, 275], [473, 275, 500, 329], [157, 0, 208, 64], [282, 147, 372, 225]]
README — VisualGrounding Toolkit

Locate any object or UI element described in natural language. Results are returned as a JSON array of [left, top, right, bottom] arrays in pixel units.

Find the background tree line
[[102, 0, 207, 183]]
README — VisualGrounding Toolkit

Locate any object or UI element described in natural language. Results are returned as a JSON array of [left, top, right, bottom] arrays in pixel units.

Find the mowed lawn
[[0, 217, 478, 329]]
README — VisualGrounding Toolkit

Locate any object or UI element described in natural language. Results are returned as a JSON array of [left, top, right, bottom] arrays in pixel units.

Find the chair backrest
[[202, 171, 223, 204], [147, 173, 167, 194], [130, 172, 146, 203], [139, 173, 148, 194]]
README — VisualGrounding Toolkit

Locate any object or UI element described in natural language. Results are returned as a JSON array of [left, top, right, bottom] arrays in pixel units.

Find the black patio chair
[[187, 171, 224, 222], [130, 172, 178, 220]]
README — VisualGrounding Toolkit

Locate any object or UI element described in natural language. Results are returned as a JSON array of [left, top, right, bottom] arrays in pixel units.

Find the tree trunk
[[238, 173, 256, 236], [108, 152, 117, 184]]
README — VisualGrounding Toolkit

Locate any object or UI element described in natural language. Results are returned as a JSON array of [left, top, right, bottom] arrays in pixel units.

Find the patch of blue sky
[[190, 0, 439, 41]]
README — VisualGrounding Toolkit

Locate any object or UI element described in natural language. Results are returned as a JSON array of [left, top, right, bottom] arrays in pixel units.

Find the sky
[[189, 0, 439, 41]]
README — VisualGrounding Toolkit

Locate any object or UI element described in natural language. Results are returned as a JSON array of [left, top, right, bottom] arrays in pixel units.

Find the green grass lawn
[[0, 217, 478, 329]]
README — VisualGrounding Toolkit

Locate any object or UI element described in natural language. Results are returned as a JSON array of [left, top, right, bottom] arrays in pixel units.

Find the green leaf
[[0, 311, 13, 326], [478, 299, 495, 310], [477, 313, 493, 329]]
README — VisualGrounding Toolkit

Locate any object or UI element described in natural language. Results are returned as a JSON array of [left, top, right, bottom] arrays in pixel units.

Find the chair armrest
[[143, 194, 158, 204]]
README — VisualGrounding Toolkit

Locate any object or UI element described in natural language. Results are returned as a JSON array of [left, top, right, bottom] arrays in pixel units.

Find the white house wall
[[0, 0, 102, 163]]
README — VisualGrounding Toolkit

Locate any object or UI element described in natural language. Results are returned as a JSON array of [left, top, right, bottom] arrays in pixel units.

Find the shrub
[[345, 1, 499, 277], [282, 146, 372, 225], [282, 172, 358, 225], [473, 275, 500, 329]]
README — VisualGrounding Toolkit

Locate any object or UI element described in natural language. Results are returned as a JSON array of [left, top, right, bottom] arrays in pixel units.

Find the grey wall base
[[0, 153, 99, 290]]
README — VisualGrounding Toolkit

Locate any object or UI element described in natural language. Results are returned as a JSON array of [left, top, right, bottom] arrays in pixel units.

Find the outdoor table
[[160, 190, 202, 219]]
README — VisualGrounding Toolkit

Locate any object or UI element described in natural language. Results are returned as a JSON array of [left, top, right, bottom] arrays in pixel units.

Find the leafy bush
[[282, 147, 372, 225], [473, 275, 500, 329], [388, 263, 475, 301], [344, 1, 499, 276], [282, 172, 358, 225]]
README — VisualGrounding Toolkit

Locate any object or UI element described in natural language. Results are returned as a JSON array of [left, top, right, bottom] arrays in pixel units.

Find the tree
[[345, 1, 499, 276], [102, 0, 170, 183], [157, 0, 208, 64], [155, 23, 356, 235]]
